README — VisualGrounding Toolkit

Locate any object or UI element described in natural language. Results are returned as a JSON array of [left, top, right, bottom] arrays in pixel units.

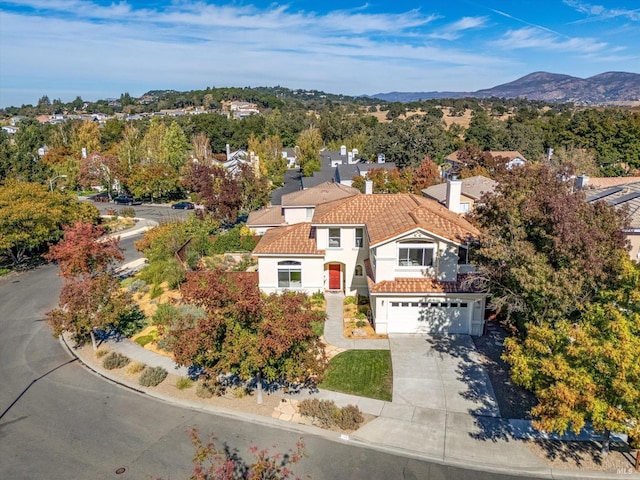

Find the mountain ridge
[[369, 71, 640, 104]]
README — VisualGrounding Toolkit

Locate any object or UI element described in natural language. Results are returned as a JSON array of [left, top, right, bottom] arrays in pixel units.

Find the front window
[[355, 227, 364, 248], [328, 228, 341, 248], [354, 264, 363, 277], [398, 242, 434, 267], [277, 261, 301, 288]]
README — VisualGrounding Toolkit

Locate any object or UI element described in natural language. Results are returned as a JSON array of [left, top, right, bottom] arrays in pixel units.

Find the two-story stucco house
[[253, 189, 487, 336]]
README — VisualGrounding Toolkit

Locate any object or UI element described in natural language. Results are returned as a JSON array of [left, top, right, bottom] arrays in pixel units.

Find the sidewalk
[[64, 256, 635, 479]]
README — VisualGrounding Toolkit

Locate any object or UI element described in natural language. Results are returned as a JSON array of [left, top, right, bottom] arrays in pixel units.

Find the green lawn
[[319, 350, 392, 401]]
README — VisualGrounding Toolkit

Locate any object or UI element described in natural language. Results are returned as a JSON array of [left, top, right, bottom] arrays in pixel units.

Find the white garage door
[[387, 299, 470, 334]]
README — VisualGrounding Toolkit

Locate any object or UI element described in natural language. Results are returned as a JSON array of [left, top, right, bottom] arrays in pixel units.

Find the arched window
[[354, 264, 364, 277]]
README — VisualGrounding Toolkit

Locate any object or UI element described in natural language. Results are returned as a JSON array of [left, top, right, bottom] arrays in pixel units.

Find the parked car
[[171, 201, 195, 210], [92, 192, 111, 203], [113, 196, 142, 205]]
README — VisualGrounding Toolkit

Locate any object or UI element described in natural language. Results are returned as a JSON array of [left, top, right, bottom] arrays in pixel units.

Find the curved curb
[[57, 334, 627, 480]]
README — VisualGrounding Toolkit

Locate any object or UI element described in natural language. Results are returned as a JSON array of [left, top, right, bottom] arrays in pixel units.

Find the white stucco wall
[[257, 256, 324, 295], [371, 230, 460, 283], [283, 207, 312, 225]]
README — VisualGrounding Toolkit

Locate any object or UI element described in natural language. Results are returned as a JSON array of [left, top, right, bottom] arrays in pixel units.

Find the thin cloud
[[563, 0, 640, 21], [428, 16, 488, 40], [492, 27, 607, 53]]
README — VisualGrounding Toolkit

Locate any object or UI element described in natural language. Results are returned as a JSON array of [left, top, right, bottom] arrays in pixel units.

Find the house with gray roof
[[578, 175, 640, 261], [422, 175, 497, 214]]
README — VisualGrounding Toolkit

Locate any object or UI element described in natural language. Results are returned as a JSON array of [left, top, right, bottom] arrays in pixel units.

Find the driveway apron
[[388, 334, 500, 418]]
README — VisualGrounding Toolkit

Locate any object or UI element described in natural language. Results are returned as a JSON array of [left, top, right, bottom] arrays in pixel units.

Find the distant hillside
[[369, 71, 640, 104]]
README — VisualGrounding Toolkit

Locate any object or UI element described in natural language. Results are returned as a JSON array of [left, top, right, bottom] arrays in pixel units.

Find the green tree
[[163, 121, 190, 171], [504, 257, 640, 455], [296, 127, 322, 177], [0, 181, 99, 265]]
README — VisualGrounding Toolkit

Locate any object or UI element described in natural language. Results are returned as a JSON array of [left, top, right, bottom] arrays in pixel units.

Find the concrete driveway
[[388, 334, 500, 418]]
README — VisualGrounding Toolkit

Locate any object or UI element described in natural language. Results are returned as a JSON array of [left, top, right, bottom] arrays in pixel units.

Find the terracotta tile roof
[[253, 222, 323, 255], [312, 194, 479, 245], [363, 260, 482, 294], [282, 181, 359, 207], [246, 207, 284, 227], [583, 177, 640, 189]]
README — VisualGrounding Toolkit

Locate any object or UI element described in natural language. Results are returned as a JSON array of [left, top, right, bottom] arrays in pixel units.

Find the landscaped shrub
[[152, 302, 179, 327], [334, 404, 364, 430], [114, 305, 147, 336], [298, 399, 364, 430], [126, 279, 147, 293], [102, 352, 131, 370], [95, 348, 109, 358], [344, 296, 357, 305], [298, 399, 340, 428], [176, 377, 194, 390], [126, 362, 146, 375], [134, 334, 155, 347], [355, 312, 367, 321], [232, 386, 249, 398], [119, 207, 136, 218], [196, 378, 225, 398], [177, 303, 207, 321], [149, 283, 164, 299], [139, 366, 168, 387], [355, 320, 368, 328], [139, 258, 185, 289]]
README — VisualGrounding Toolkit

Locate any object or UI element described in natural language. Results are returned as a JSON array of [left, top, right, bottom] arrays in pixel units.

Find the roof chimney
[[575, 174, 589, 190], [340, 145, 347, 156], [365, 180, 373, 195], [226, 143, 231, 160], [446, 177, 462, 213]]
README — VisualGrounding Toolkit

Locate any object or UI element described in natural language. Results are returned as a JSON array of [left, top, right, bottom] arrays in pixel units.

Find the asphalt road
[[0, 204, 534, 480]]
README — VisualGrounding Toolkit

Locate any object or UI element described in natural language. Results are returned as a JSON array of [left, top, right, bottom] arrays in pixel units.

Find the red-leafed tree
[[166, 271, 327, 403], [412, 156, 442, 191], [183, 163, 242, 225], [46, 221, 133, 349]]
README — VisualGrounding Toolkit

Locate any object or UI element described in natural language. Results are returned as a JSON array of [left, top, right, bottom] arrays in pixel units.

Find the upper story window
[[458, 245, 469, 265], [354, 264, 364, 277], [305, 207, 314, 220], [355, 227, 364, 248], [277, 260, 301, 288], [460, 203, 470, 213], [328, 228, 341, 248], [398, 241, 435, 267]]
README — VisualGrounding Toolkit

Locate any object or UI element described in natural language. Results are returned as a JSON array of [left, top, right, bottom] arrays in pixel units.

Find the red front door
[[328, 264, 341, 290]]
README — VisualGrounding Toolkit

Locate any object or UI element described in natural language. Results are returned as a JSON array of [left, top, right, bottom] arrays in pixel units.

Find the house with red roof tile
[[253, 184, 487, 335]]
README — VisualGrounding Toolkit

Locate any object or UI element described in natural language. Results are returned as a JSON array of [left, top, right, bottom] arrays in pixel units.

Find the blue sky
[[1, 0, 639, 107]]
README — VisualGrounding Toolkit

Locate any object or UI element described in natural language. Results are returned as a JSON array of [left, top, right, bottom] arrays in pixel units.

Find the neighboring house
[[221, 144, 257, 176], [301, 145, 397, 189], [422, 175, 497, 214], [1, 125, 17, 134], [281, 148, 298, 168], [253, 183, 486, 335], [577, 175, 640, 261], [229, 102, 260, 119], [443, 150, 527, 178], [247, 181, 359, 234]]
